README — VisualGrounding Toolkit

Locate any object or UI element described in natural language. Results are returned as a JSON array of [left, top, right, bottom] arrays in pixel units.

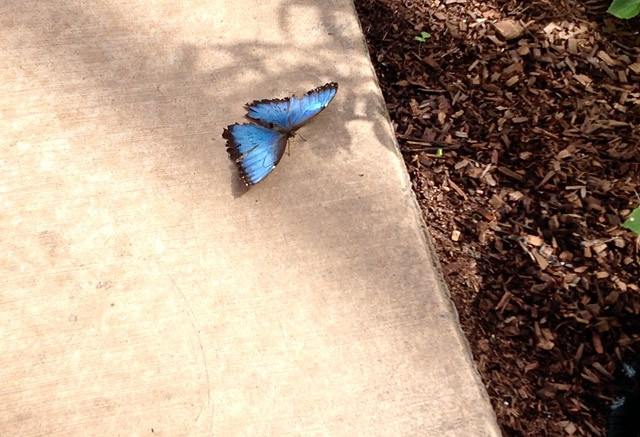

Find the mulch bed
[[353, 0, 640, 435]]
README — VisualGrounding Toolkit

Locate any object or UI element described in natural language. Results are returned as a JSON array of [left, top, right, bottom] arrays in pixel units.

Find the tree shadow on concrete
[[3, 0, 477, 434]]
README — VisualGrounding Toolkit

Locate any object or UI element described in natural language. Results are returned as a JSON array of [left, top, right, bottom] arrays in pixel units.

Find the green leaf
[[415, 31, 432, 43], [621, 206, 640, 235], [608, 0, 640, 19], [435, 148, 443, 158]]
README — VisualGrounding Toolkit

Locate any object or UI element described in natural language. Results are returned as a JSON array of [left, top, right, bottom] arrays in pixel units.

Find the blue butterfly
[[223, 82, 338, 186]]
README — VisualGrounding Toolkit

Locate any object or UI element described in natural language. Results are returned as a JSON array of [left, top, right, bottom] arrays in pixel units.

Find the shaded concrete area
[[0, 0, 500, 435]]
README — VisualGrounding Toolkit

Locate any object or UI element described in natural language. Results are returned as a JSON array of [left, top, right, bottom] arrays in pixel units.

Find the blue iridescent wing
[[286, 82, 338, 129], [246, 82, 338, 131], [245, 97, 291, 130], [223, 124, 288, 186]]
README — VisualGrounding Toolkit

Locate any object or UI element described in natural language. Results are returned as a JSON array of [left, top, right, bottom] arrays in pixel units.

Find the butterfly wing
[[246, 82, 338, 131], [223, 123, 288, 186], [245, 97, 291, 130], [287, 82, 338, 130]]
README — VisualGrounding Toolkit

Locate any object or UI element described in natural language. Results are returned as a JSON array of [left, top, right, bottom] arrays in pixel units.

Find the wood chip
[[564, 422, 577, 434], [505, 76, 519, 87], [597, 50, 618, 67], [592, 332, 603, 354], [527, 235, 544, 247], [451, 229, 461, 241], [494, 19, 524, 40], [498, 166, 525, 182], [628, 63, 640, 73]]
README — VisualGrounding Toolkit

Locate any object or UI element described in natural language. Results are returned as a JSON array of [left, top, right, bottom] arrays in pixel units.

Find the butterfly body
[[223, 82, 338, 186]]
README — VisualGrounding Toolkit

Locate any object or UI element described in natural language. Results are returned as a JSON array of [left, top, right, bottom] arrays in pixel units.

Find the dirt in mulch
[[354, 0, 640, 435]]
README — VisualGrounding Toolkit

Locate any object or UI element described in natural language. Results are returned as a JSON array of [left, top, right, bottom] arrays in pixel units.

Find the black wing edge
[[309, 81, 339, 96], [222, 124, 255, 187], [298, 81, 339, 126], [244, 81, 339, 110]]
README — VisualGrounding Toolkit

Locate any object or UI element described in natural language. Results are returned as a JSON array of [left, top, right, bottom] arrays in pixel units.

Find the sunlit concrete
[[0, 1, 500, 435]]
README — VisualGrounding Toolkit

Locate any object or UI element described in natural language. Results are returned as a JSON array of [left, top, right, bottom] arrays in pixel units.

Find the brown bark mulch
[[353, 0, 640, 435]]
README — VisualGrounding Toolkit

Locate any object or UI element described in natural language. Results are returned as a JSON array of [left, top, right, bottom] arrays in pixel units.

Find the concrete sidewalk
[[0, 0, 500, 435]]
